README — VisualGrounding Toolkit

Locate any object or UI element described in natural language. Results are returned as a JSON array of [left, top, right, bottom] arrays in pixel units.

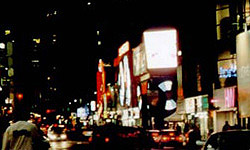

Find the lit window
[[5, 30, 11, 35], [98, 41, 101, 45], [0, 43, 5, 49], [97, 31, 100, 35], [32, 60, 39, 63], [33, 38, 40, 44]]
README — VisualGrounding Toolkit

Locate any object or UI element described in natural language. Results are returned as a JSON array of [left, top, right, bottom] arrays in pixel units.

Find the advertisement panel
[[132, 44, 147, 76], [96, 59, 106, 105], [143, 29, 178, 70], [236, 31, 250, 117]]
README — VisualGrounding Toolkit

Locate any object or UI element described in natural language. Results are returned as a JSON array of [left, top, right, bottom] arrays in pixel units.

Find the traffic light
[[16, 93, 23, 101]]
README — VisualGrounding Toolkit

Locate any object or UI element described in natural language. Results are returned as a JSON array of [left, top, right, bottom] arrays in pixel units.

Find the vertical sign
[[236, 31, 250, 117]]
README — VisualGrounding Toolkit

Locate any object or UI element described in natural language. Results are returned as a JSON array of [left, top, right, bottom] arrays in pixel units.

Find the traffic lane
[[49, 140, 90, 150], [152, 147, 187, 150]]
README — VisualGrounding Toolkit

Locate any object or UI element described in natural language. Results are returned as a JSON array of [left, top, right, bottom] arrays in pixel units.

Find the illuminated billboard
[[143, 29, 178, 69], [132, 44, 147, 76], [118, 55, 132, 107], [236, 31, 250, 117]]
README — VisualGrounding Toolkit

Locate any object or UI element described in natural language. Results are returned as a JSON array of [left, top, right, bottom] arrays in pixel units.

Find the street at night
[[1, 0, 250, 150]]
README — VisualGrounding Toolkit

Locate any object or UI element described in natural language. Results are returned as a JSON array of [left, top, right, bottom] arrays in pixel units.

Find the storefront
[[212, 86, 237, 132], [184, 95, 209, 140]]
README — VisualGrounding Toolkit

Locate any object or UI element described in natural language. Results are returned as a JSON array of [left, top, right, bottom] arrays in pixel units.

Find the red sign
[[96, 59, 106, 105]]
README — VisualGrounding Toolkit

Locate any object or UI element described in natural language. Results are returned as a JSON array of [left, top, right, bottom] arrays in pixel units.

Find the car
[[91, 124, 150, 150], [147, 129, 186, 148], [200, 129, 250, 150], [47, 124, 68, 141]]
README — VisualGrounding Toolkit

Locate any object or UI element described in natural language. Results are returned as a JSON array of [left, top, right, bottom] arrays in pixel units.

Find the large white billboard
[[143, 29, 178, 69], [236, 31, 250, 118]]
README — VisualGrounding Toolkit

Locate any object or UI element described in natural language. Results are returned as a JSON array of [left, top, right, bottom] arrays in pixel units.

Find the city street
[[1, 1, 250, 150], [49, 140, 90, 150]]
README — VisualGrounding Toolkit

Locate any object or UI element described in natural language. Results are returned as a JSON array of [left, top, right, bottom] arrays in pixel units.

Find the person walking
[[2, 102, 46, 150], [222, 121, 231, 131]]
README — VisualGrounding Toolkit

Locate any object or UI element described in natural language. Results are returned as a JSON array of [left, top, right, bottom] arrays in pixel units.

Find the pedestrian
[[187, 124, 201, 150], [176, 123, 182, 135], [222, 121, 231, 131], [2, 102, 46, 150]]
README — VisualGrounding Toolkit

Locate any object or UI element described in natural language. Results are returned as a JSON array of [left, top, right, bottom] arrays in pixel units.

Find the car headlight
[[48, 133, 57, 140], [60, 134, 67, 140]]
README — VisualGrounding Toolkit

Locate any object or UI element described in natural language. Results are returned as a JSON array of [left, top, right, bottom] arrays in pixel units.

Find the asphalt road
[[49, 140, 189, 150]]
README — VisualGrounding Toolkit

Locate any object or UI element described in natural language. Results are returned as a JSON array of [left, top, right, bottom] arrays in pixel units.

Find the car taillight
[[153, 136, 160, 143], [169, 132, 175, 136], [88, 137, 92, 142], [176, 136, 183, 142], [161, 136, 170, 142], [152, 132, 159, 137], [105, 137, 110, 143]]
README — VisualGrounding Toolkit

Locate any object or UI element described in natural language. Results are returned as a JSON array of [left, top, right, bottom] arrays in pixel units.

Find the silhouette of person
[[187, 124, 201, 150], [222, 121, 231, 131], [2, 102, 46, 150]]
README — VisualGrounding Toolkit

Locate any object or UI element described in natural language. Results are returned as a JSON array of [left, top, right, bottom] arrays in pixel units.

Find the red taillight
[[176, 136, 183, 142], [105, 137, 110, 143], [169, 132, 175, 136], [152, 132, 159, 137], [161, 136, 170, 142], [88, 137, 92, 142]]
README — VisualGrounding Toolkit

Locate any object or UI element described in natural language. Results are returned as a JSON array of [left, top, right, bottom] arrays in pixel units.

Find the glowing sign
[[165, 99, 177, 111], [118, 55, 132, 107], [218, 59, 237, 78], [118, 41, 130, 56], [143, 29, 178, 69], [224, 87, 235, 108], [158, 80, 173, 92]]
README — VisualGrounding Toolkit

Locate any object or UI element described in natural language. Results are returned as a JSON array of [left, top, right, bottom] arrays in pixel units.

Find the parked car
[[200, 129, 250, 150]]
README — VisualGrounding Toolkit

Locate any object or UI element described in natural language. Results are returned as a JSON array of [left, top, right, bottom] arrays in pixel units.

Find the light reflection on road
[[49, 140, 89, 150]]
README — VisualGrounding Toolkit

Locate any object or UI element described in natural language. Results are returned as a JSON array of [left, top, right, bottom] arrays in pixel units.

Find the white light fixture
[[0, 43, 5, 49], [158, 80, 173, 92], [165, 99, 176, 110]]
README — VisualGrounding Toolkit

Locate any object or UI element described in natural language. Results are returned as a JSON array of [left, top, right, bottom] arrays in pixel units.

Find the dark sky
[[0, 0, 217, 101]]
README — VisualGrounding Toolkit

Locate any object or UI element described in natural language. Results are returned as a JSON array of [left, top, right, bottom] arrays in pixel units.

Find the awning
[[164, 112, 184, 122]]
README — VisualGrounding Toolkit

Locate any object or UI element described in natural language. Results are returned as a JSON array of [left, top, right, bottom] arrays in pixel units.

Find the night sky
[[0, 0, 217, 102]]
